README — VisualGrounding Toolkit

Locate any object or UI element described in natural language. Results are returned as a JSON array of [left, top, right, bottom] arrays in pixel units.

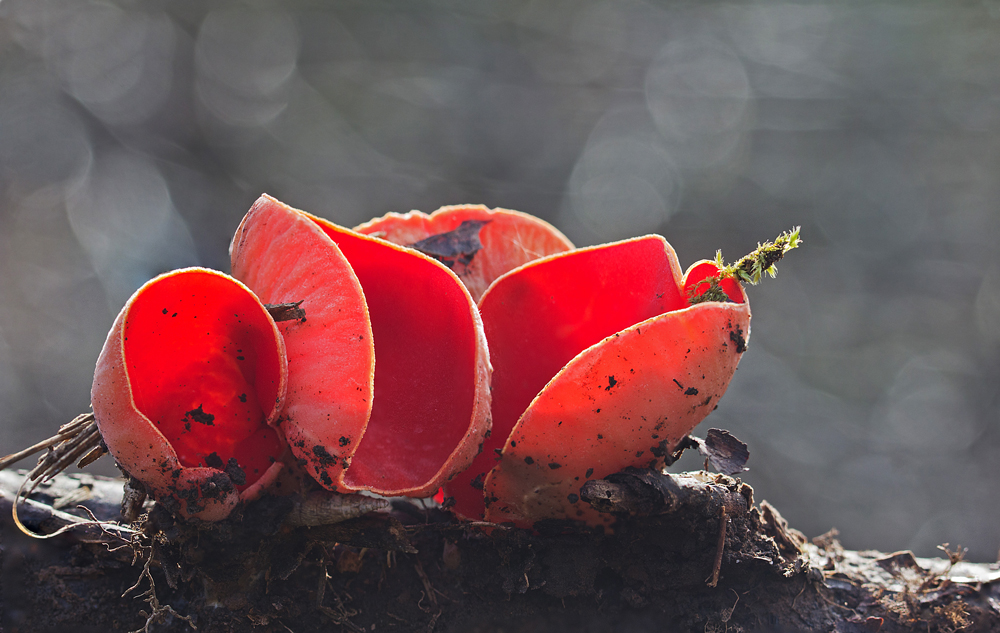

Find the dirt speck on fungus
[[204, 452, 225, 469], [184, 404, 216, 426], [199, 471, 234, 499], [224, 458, 247, 486], [729, 327, 747, 353], [312, 445, 336, 466]]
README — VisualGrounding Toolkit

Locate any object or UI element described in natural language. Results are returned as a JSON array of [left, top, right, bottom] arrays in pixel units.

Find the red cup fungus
[[443, 236, 751, 528], [231, 196, 375, 493], [232, 195, 492, 497], [354, 205, 575, 302], [91, 267, 288, 521], [78, 194, 790, 529]]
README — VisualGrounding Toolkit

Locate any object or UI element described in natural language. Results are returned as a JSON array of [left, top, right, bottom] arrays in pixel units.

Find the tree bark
[[2, 469, 999, 633]]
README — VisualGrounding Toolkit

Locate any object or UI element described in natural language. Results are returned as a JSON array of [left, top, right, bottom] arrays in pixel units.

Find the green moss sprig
[[689, 227, 802, 304]]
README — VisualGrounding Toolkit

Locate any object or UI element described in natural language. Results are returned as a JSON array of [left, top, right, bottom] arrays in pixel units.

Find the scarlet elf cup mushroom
[[444, 236, 753, 528], [354, 204, 575, 302], [82, 194, 793, 527], [231, 195, 491, 497], [91, 268, 288, 521]]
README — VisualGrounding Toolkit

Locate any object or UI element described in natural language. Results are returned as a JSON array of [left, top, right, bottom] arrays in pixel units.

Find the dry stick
[[11, 477, 137, 541], [77, 444, 107, 468], [285, 491, 390, 527], [707, 506, 728, 588], [0, 430, 80, 470], [5, 412, 128, 540], [6, 493, 135, 542], [0, 411, 102, 470], [579, 469, 750, 518], [31, 424, 103, 484]]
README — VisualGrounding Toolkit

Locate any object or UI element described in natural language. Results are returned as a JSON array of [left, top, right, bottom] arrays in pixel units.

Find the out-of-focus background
[[1, 0, 998, 559]]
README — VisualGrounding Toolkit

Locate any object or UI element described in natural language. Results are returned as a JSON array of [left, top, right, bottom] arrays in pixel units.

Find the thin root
[[707, 506, 728, 588], [126, 540, 196, 633]]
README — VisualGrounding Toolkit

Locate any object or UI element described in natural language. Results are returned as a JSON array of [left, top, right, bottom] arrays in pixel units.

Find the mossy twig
[[689, 227, 802, 304]]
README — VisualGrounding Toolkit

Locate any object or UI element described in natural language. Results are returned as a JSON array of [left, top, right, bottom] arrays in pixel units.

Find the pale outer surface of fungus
[[231, 196, 375, 492], [482, 259, 751, 528], [354, 204, 574, 302], [91, 268, 287, 521]]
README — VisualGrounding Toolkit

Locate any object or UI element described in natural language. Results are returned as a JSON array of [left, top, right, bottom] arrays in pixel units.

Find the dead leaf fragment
[[408, 220, 490, 269]]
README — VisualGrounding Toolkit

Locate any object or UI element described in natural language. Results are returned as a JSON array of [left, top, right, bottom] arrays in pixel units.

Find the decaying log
[[579, 467, 752, 518], [3, 468, 1000, 633]]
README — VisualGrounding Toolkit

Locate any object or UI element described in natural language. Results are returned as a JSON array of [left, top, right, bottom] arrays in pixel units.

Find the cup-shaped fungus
[[91, 268, 288, 521], [354, 205, 574, 302], [232, 195, 491, 497], [231, 197, 374, 492], [444, 236, 750, 528]]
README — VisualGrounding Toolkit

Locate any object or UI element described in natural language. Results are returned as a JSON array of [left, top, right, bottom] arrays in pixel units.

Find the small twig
[[0, 431, 78, 470], [77, 444, 108, 468], [8, 412, 127, 540], [9, 488, 138, 541], [285, 491, 389, 527], [580, 468, 750, 518], [0, 412, 102, 471], [707, 506, 728, 587], [408, 520, 515, 534]]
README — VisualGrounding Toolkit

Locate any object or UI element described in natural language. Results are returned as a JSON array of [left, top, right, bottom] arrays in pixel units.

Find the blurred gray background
[[1, 0, 999, 559]]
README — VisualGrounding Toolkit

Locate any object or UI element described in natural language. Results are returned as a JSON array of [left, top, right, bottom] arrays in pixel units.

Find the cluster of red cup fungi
[[91, 195, 750, 527]]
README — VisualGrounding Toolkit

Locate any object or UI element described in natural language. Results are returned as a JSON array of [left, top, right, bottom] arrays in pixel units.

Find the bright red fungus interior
[[123, 271, 283, 490], [449, 236, 699, 517], [313, 223, 477, 492]]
